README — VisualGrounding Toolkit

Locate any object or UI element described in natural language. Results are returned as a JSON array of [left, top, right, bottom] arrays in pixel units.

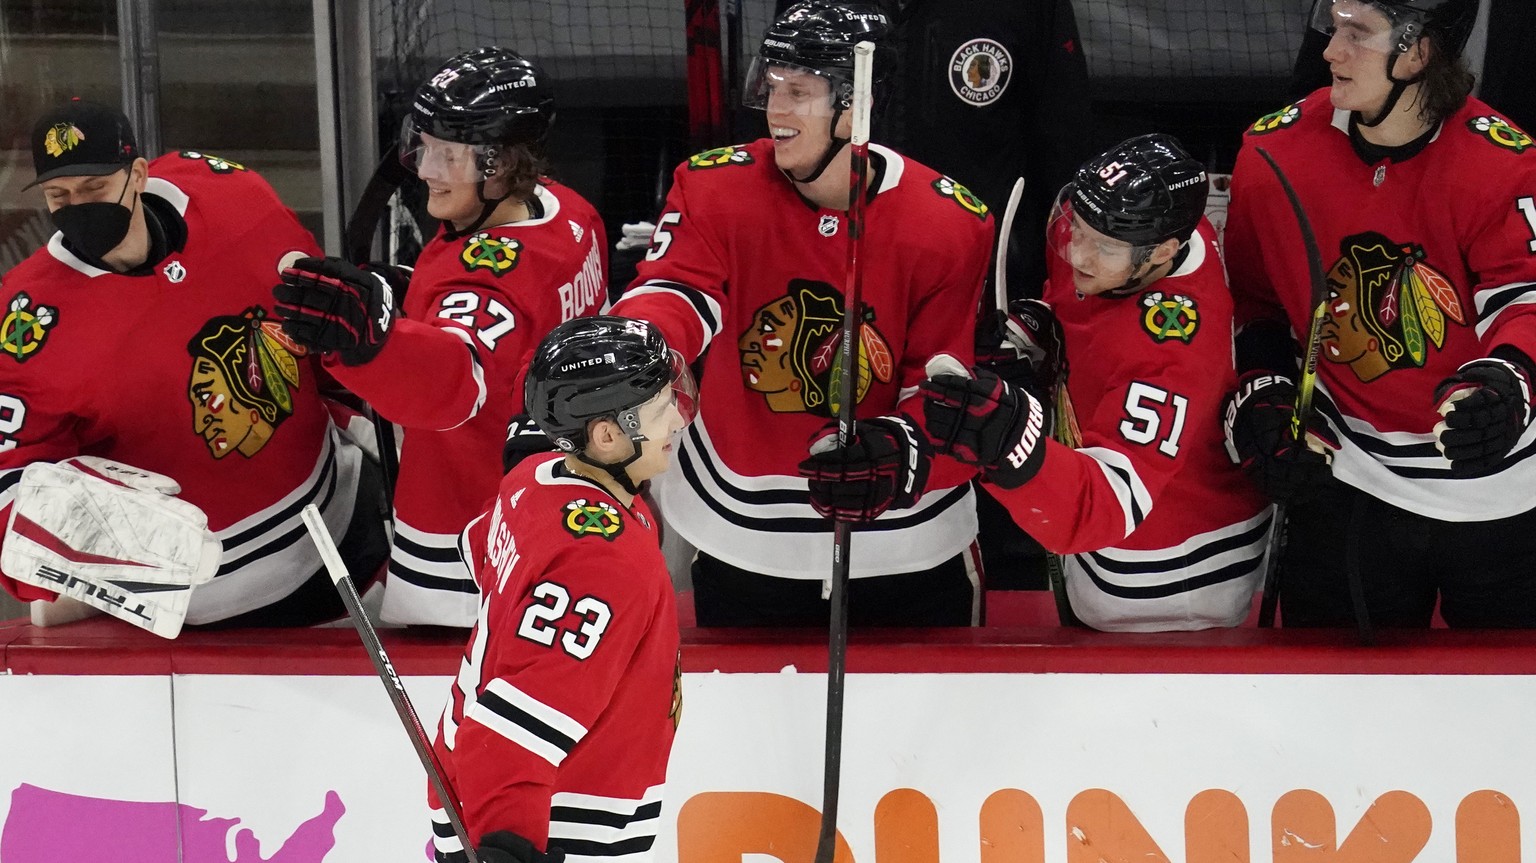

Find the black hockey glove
[[1432, 356, 1534, 478], [1222, 371, 1339, 501], [273, 256, 397, 365], [797, 415, 932, 523], [975, 299, 1065, 394], [920, 368, 1048, 490], [476, 831, 566, 863], [503, 412, 555, 473]]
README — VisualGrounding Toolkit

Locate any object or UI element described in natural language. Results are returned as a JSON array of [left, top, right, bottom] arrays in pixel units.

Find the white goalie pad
[[2, 457, 221, 639]]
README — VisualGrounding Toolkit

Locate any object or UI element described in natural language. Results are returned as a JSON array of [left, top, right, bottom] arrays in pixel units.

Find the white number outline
[[1517, 196, 1536, 254], [645, 212, 682, 262], [517, 581, 615, 660], [0, 395, 25, 454], [438, 292, 517, 350], [1118, 381, 1190, 458]]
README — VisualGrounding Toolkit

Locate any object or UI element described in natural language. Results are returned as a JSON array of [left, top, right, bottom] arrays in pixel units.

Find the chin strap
[[785, 108, 850, 185], [1357, 48, 1424, 128], [576, 444, 645, 496], [442, 180, 515, 240]]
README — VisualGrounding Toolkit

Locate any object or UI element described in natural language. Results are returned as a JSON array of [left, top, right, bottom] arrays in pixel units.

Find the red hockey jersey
[[327, 181, 607, 626], [611, 140, 991, 578], [429, 454, 678, 862], [997, 220, 1270, 630], [0, 152, 370, 624], [1227, 92, 1536, 521]]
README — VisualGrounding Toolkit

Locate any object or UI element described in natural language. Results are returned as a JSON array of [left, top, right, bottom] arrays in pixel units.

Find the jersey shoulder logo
[[1, 292, 59, 363], [563, 499, 624, 541], [1467, 116, 1532, 154], [687, 146, 754, 170], [186, 307, 307, 459], [931, 176, 989, 219], [461, 232, 523, 276], [1247, 103, 1301, 136], [178, 150, 247, 173], [1139, 291, 1199, 344], [948, 38, 1013, 106]]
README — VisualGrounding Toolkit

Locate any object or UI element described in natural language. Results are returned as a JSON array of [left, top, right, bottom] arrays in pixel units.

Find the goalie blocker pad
[[1, 457, 220, 639]]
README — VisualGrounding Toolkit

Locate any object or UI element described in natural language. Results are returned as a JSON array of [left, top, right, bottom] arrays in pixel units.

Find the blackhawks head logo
[[738, 279, 893, 416], [931, 176, 989, 220], [1140, 292, 1199, 344], [563, 499, 624, 541], [1321, 231, 1466, 382], [461, 232, 522, 276], [1, 293, 59, 363], [687, 146, 754, 170], [186, 307, 307, 459], [42, 123, 85, 158]]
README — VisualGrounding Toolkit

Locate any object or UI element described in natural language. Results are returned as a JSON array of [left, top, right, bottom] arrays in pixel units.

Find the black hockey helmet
[[524, 315, 697, 454], [1061, 133, 1208, 248], [408, 47, 555, 148], [1307, 0, 1477, 59], [748, 1, 893, 110]]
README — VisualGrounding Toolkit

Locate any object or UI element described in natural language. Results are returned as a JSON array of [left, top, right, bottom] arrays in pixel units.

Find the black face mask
[[51, 173, 137, 262]]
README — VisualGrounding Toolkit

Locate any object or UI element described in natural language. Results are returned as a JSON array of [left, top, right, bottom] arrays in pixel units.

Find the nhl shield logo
[[164, 261, 187, 283], [949, 39, 1012, 106], [819, 214, 840, 237]]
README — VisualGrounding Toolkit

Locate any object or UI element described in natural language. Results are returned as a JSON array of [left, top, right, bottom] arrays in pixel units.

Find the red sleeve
[[1224, 141, 1291, 339], [448, 524, 662, 847], [1465, 154, 1536, 359], [611, 164, 729, 363], [997, 330, 1231, 555], [327, 273, 542, 431]]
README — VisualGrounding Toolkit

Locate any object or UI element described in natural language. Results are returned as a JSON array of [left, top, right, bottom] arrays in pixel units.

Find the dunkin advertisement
[[1, 671, 1533, 861]]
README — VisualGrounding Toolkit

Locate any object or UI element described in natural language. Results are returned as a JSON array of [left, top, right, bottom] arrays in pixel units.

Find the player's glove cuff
[[1432, 356, 1534, 478], [797, 414, 933, 523]]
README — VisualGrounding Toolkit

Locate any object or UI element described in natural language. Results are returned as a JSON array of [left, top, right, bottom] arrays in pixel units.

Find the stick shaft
[[300, 505, 479, 863], [814, 40, 876, 863]]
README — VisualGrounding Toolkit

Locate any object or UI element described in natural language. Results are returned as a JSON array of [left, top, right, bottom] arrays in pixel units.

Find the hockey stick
[[299, 504, 480, 863], [813, 40, 875, 863], [342, 144, 407, 512], [994, 176, 1025, 313], [1252, 148, 1371, 644]]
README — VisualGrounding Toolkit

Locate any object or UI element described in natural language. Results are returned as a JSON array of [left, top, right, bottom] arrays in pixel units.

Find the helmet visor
[[1308, 0, 1415, 55], [667, 349, 700, 428], [1047, 185, 1148, 284], [743, 58, 840, 116], [398, 117, 497, 183]]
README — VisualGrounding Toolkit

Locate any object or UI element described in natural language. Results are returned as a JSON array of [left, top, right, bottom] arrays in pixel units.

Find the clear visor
[[1046, 186, 1146, 283], [665, 349, 700, 429], [1308, 0, 1415, 55], [398, 117, 498, 184], [742, 59, 839, 117]]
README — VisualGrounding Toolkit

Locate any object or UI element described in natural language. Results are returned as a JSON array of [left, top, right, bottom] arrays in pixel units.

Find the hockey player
[[1223, 0, 1536, 627], [0, 98, 388, 630], [429, 315, 694, 863], [609, 1, 993, 627], [919, 135, 1271, 632], [274, 48, 607, 627]]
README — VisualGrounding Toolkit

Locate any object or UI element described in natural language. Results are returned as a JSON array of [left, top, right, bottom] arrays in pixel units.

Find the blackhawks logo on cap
[[42, 124, 86, 158], [687, 146, 754, 170], [932, 177, 988, 220], [0, 292, 58, 363], [563, 499, 624, 541], [461, 233, 522, 276], [1140, 291, 1199, 344], [1468, 116, 1532, 154]]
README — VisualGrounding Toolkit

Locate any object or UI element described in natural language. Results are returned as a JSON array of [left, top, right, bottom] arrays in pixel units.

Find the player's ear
[[1148, 237, 1182, 267], [583, 417, 621, 455], [129, 157, 150, 191]]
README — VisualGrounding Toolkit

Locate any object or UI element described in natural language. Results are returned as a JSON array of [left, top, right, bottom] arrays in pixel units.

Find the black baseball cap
[[25, 98, 141, 189]]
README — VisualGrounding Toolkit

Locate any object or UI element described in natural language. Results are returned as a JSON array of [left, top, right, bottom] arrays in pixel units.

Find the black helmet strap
[[441, 180, 517, 240], [784, 106, 850, 185]]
